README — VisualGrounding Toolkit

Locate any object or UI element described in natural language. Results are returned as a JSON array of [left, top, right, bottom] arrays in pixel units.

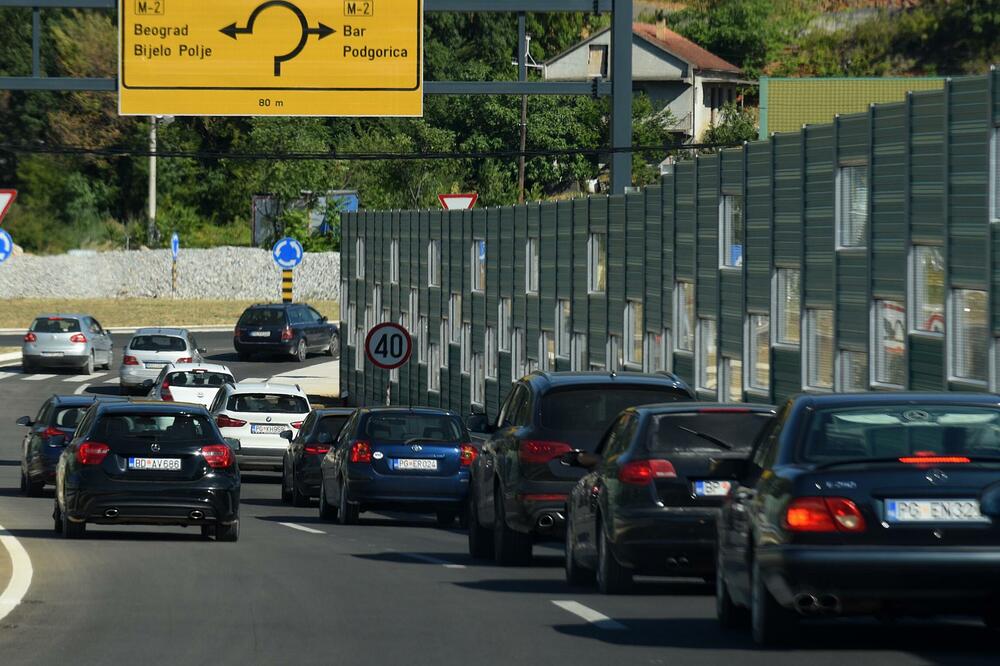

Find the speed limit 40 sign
[[364, 323, 413, 370]]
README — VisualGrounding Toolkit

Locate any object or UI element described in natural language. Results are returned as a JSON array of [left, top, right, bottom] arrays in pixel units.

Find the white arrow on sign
[[438, 193, 478, 211], [0, 190, 17, 225]]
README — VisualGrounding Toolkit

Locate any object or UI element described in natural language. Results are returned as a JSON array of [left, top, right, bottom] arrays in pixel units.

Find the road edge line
[[0, 524, 33, 623]]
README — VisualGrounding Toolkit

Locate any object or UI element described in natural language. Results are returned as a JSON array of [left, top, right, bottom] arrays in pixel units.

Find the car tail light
[[76, 441, 110, 465], [281, 326, 294, 341], [161, 378, 173, 401], [216, 414, 247, 429], [176, 357, 192, 363], [201, 444, 234, 469], [899, 456, 970, 465], [519, 440, 573, 465], [350, 440, 372, 463], [460, 443, 477, 466], [23, 332, 36, 343], [43, 426, 67, 439], [69, 333, 87, 344], [291, 421, 303, 429], [122, 355, 139, 366], [305, 444, 331, 455], [784, 497, 866, 533], [618, 459, 677, 485]]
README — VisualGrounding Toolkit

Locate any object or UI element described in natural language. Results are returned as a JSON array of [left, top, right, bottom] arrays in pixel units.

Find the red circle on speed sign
[[364, 323, 413, 370]]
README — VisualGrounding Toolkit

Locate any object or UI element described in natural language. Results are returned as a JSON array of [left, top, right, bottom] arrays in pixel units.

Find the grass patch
[[0, 299, 340, 330], [0, 346, 19, 354]]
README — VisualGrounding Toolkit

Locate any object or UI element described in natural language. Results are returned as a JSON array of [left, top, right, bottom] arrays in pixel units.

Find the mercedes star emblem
[[150, 442, 160, 452]]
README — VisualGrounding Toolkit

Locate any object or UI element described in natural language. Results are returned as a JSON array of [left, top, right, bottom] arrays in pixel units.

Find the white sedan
[[144, 363, 235, 408]]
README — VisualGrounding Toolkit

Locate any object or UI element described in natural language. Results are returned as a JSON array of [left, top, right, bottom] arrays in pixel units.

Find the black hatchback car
[[564, 403, 776, 593], [17, 394, 127, 495], [467, 371, 695, 565], [54, 400, 241, 541], [233, 303, 338, 362], [281, 407, 355, 506], [716, 393, 1000, 645]]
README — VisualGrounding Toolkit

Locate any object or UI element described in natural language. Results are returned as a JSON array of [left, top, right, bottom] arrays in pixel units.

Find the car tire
[[22, 360, 34, 374], [596, 521, 633, 594], [493, 485, 532, 566], [291, 478, 310, 508], [280, 457, 293, 504], [62, 510, 86, 539], [216, 520, 239, 542], [201, 525, 216, 539], [565, 512, 595, 586], [338, 478, 359, 525], [80, 353, 94, 376], [295, 340, 308, 363], [436, 510, 458, 527], [102, 351, 113, 371], [318, 482, 339, 521], [716, 548, 748, 630], [53, 499, 63, 534], [324, 338, 335, 356], [23, 472, 43, 497], [467, 494, 494, 559], [750, 556, 795, 646]]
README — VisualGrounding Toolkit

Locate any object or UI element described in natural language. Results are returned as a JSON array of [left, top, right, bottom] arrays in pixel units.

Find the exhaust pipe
[[104, 508, 119, 519], [189, 510, 205, 521], [818, 594, 841, 613], [537, 514, 555, 529], [794, 594, 818, 613]]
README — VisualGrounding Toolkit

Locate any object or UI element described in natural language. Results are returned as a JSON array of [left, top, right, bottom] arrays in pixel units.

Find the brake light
[[281, 326, 294, 341], [350, 440, 372, 463], [43, 426, 67, 439], [69, 333, 87, 344], [899, 456, 970, 465], [784, 497, 866, 533], [618, 459, 677, 485], [23, 332, 36, 343], [305, 444, 331, 455], [460, 443, 477, 466], [216, 414, 247, 429], [123, 355, 139, 366], [176, 357, 192, 363], [201, 444, 234, 469], [519, 440, 573, 464], [76, 441, 110, 465], [161, 377, 173, 401], [291, 421, 303, 429]]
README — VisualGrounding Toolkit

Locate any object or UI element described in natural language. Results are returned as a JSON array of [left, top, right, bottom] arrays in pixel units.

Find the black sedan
[[716, 393, 1000, 645], [282, 407, 355, 506], [17, 394, 126, 496], [564, 403, 775, 593], [54, 400, 241, 541]]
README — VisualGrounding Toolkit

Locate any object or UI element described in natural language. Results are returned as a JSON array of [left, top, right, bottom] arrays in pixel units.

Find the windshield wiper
[[815, 455, 1000, 470], [676, 425, 732, 450]]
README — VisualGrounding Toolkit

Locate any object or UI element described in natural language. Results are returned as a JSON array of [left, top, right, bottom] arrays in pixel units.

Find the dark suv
[[233, 303, 338, 362], [466, 371, 695, 565]]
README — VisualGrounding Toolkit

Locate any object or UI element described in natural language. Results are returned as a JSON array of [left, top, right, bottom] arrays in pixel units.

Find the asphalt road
[[0, 332, 998, 665]]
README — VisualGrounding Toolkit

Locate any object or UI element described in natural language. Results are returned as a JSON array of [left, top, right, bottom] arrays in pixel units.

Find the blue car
[[318, 407, 476, 526]]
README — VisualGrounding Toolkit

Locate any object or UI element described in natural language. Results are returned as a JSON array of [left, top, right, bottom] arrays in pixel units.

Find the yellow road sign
[[119, 0, 422, 117]]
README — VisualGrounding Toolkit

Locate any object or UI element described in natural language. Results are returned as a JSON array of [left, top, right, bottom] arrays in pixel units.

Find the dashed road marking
[[65, 373, 104, 382], [401, 553, 466, 569], [0, 372, 17, 381], [0, 525, 33, 623], [551, 601, 627, 630], [73, 383, 91, 395], [278, 522, 326, 535], [22, 374, 56, 381]]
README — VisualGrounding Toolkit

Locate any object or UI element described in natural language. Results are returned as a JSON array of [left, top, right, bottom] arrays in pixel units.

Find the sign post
[[272, 236, 304, 303], [0, 190, 16, 225], [170, 232, 180, 293], [364, 322, 412, 406]]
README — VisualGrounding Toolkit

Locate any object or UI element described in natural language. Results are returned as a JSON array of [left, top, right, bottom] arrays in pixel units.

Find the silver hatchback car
[[119, 328, 206, 395], [22, 314, 114, 375]]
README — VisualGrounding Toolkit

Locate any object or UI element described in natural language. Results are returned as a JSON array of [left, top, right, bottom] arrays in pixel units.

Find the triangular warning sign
[[438, 193, 478, 211], [0, 190, 16, 225]]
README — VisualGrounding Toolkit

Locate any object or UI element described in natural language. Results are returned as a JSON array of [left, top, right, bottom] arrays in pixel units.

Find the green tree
[[702, 102, 758, 149]]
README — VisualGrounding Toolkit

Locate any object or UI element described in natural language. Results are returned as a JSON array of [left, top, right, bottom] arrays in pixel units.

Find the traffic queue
[[14, 305, 1000, 646]]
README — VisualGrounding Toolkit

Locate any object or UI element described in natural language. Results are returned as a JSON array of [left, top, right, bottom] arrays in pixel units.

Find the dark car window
[[91, 318, 105, 334], [799, 405, 1000, 462], [167, 371, 233, 388], [599, 414, 634, 459], [511, 386, 533, 426], [647, 412, 774, 453], [539, 386, 688, 433], [93, 414, 215, 445], [54, 407, 86, 430], [240, 308, 287, 327], [364, 414, 464, 442], [31, 317, 81, 333], [307, 307, 324, 323], [318, 415, 351, 439], [228, 393, 309, 414], [130, 335, 187, 352], [36, 400, 53, 424]]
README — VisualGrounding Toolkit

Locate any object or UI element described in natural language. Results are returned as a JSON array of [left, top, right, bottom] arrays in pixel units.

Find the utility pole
[[147, 115, 157, 246], [517, 13, 528, 205]]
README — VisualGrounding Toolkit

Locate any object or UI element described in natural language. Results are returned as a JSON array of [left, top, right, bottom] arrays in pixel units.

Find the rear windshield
[[53, 407, 86, 430], [130, 335, 187, 352], [647, 412, 774, 453], [801, 405, 1000, 463], [364, 414, 464, 443], [167, 371, 232, 388], [228, 393, 309, 414], [93, 414, 216, 445], [317, 415, 350, 439], [239, 309, 286, 327], [539, 387, 689, 432], [31, 317, 81, 333]]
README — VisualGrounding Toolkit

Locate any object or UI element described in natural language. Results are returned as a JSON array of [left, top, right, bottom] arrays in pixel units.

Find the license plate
[[41, 351, 64, 357], [128, 457, 182, 471], [145, 361, 167, 369], [694, 480, 732, 497], [392, 458, 438, 471], [251, 424, 286, 434], [249, 331, 270, 337], [885, 499, 989, 523]]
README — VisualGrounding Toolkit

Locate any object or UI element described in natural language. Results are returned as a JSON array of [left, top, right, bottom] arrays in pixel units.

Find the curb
[[0, 325, 233, 335]]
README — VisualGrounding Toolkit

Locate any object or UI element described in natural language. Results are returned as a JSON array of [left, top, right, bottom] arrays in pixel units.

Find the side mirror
[[317, 431, 333, 444], [321, 316, 328, 323], [709, 456, 750, 480], [197, 347, 207, 354], [224, 437, 241, 453], [16, 416, 32, 427], [980, 482, 1000, 519], [466, 413, 493, 434], [280, 430, 294, 441]]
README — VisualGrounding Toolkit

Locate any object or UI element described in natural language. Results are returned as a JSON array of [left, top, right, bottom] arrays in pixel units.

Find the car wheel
[[751, 556, 795, 646], [493, 485, 532, 566], [324, 338, 335, 356], [295, 340, 308, 363], [716, 548, 748, 629], [53, 499, 63, 534], [23, 473, 44, 497], [22, 360, 34, 374], [200, 525, 216, 539], [436, 510, 458, 527], [338, 477, 359, 525], [102, 351, 113, 371], [216, 520, 240, 542], [80, 353, 94, 376], [565, 512, 595, 586], [62, 510, 86, 539], [291, 478, 310, 508], [467, 494, 494, 559], [318, 481, 339, 521], [596, 520, 632, 594], [280, 457, 293, 504]]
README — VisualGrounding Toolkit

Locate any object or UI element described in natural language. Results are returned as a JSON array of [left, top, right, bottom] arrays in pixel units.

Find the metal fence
[[341, 70, 1000, 418]]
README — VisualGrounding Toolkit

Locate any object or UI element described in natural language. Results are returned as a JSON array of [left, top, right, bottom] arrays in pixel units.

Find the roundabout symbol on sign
[[272, 237, 304, 269], [365, 322, 412, 371], [0, 229, 13, 264]]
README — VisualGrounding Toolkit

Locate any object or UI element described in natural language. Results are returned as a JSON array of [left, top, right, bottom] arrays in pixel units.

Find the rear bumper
[[119, 366, 161, 386], [63, 482, 240, 526], [345, 470, 469, 509], [234, 340, 296, 355], [612, 507, 718, 574], [23, 352, 88, 369]]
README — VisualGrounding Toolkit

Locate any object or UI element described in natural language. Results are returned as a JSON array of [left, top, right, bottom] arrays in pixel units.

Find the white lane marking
[[401, 553, 466, 569], [22, 374, 56, 381], [64, 373, 104, 383], [0, 525, 34, 623], [0, 372, 16, 381], [278, 522, 326, 535], [551, 601, 627, 631], [103, 377, 120, 385], [73, 383, 92, 395]]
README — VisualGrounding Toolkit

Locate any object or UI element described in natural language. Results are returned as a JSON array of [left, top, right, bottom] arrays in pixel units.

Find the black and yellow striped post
[[281, 270, 294, 303]]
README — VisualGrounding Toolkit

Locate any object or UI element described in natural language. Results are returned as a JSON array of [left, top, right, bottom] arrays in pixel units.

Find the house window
[[461, 324, 472, 375], [389, 239, 399, 284], [418, 316, 428, 363], [556, 300, 571, 358], [837, 165, 868, 249], [951, 289, 988, 383], [747, 314, 770, 391], [355, 237, 365, 279], [512, 328, 526, 381], [624, 301, 643, 366], [428, 345, 440, 392], [607, 334, 623, 373], [697, 319, 718, 393], [719, 195, 744, 268], [873, 300, 906, 387], [805, 309, 834, 390], [588, 233, 606, 293], [439, 320, 449, 368], [340, 280, 348, 319], [406, 289, 419, 332], [471, 240, 486, 292], [499, 298, 512, 352], [346, 304, 357, 346], [539, 332, 555, 371], [428, 240, 441, 287], [381, 308, 390, 326], [525, 238, 539, 294], [571, 334, 588, 371], [911, 246, 945, 333], [991, 127, 999, 223], [839, 350, 867, 391], [587, 44, 608, 79], [674, 282, 694, 351], [354, 328, 365, 371], [775, 269, 801, 345], [485, 327, 497, 379], [724, 358, 743, 402], [448, 294, 462, 343], [471, 353, 485, 407], [645, 330, 668, 373]]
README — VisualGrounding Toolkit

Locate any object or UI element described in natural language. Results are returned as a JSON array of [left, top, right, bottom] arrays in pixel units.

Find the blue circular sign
[[0, 229, 12, 264], [272, 237, 304, 269], [170, 232, 180, 260]]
